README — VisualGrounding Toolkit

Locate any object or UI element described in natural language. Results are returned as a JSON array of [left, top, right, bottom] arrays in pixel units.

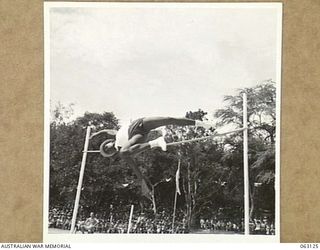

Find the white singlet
[[114, 124, 130, 150]]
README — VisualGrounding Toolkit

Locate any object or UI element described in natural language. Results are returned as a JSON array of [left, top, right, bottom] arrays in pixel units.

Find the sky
[[49, 3, 281, 125]]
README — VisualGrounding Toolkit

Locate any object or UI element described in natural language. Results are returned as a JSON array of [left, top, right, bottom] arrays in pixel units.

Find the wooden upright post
[[127, 205, 134, 234], [243, 93, 250, 235], [172, 159, 181, 233], [70, 126, 91, 233]]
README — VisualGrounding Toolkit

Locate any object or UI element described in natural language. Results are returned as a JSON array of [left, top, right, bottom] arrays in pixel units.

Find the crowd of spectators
[[250, 218, 276, 235], [48, 206, 274, 235], [200, 218, 242, 233], [199, 217, 275, 235], [48, 207, 72, 230], [48, 206, 187, 234]]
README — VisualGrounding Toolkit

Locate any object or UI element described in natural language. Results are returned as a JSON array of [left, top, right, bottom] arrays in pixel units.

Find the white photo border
[[43, 1, 282, 243]]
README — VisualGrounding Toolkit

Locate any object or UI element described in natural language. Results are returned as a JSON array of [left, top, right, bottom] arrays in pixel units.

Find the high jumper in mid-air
[[90, 117, 214, 198]]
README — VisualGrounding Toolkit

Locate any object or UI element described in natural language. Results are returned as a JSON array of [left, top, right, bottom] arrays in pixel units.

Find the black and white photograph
[[44, 2, 282, 242]]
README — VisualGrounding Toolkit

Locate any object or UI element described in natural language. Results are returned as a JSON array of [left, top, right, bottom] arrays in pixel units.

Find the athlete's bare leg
[[119, 117, 213, 157], [142, 117, 195, 131]]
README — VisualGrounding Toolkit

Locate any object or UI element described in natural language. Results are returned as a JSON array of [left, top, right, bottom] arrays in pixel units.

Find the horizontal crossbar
[[83, 127, 246, 153], [82, 150, 100, 153], [167, 127, 246, 146]]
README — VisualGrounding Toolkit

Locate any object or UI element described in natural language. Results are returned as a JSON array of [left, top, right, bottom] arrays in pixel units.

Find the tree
[[215, 80, 276, 144], [49, 106, 122, 214], [214, 80, 276, 221], [155, 109, 223, 229]]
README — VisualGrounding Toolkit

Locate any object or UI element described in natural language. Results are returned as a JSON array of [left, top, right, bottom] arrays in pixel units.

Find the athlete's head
[[100, 139, 117, 158]]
